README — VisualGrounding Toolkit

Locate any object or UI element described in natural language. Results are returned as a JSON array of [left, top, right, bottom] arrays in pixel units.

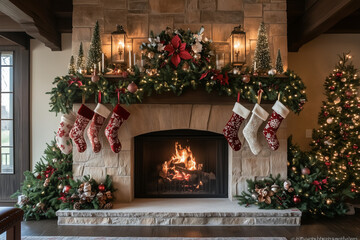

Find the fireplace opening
[[134, 130, 228, 198]]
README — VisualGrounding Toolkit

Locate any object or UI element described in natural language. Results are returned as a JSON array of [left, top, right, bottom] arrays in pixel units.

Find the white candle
[[98, 62, 101, 73], [129, 51, 132, 68], [134, 53, 136, 66], [216, 54, 219, 69], [102, 53, 105, 72], [254, 61, 257, 71]]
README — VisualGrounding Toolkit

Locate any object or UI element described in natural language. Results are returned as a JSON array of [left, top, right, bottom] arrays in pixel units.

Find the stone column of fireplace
[[72, 103, 287, 202]]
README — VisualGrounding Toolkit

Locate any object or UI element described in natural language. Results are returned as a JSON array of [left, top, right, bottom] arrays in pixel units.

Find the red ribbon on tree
[[164, 35, 192, 67], [68, 77, 83, 87], [43, 165, 56, 178], [98, 91, 102, 103], [312, 177, 328, 191]]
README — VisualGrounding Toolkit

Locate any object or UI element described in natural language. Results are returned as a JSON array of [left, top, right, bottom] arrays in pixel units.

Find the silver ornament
[[251, 192, 259, 200], [283, 180, 291, 190], [271, 184, 280, 193], [268, 68, 277, 76]]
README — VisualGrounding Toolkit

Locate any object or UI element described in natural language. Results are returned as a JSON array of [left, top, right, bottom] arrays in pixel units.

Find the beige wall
[[288, 34, 360, 150], [31, 34, 72, 169]]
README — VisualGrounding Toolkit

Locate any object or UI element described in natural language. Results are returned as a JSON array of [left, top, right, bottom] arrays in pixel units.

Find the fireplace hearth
[[134, 130, 228, 198]]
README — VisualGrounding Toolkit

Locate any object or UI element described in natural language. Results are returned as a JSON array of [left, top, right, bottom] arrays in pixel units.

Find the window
[[0, 51, 14, 174]]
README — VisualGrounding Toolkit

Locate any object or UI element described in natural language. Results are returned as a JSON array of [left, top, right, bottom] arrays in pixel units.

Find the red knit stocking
[[105, 104, 130, 153], [69, 104, 94, 153], [223, 102, 250, 151]]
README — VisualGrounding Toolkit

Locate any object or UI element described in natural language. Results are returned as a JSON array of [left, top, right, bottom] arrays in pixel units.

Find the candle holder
[[111, 25, 128, 68], [229, 25, 246, 66]]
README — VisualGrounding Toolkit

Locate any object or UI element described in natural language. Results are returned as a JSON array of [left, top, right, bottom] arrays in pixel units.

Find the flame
[[161, 142, 199, 182]]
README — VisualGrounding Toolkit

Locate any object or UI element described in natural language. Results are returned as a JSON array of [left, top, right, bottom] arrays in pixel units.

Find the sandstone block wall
[[72, 0, 288, 69]]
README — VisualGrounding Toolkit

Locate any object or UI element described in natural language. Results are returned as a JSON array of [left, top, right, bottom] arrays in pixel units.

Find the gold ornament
[[58, 184, 64, 190], [288, 187, 295, 193], [334, 97, 341, 104], [326, 118, 333, 124], [283, 180, 291, 190], [147, 52, 155, 59], [182, 62, 190, 71], [271, 184, 280, 193], [43, 178, 50, 187], [326, 199, 333, 205]]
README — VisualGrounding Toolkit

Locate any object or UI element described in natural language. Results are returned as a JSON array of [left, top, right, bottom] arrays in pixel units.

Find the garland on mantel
[[48, 27, 307, 115]]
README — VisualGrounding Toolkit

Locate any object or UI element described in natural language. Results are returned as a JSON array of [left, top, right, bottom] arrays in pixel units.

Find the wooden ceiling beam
[[0, 32, 30, 49], [0, 0, 61, 51], [288, 0, 360, 52]]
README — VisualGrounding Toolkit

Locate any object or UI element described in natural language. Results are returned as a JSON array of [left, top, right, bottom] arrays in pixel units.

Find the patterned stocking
[[243, 104, 269, 155], [56, 111, 76, 154], [263, 100, 289, 150], [87, 103, 111, 153], [69, 104, 94, 153], [105, 104, 130, 153], [223, 102, 250, 151]]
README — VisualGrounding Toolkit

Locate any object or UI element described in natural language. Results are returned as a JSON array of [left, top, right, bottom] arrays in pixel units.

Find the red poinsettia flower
[[164, 35, 192, 67]]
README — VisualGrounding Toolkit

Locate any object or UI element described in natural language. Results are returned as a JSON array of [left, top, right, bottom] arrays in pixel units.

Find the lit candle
[[102, 53, 105, 72], [129, 50, 132, 68], [254, 61, 257, 71]]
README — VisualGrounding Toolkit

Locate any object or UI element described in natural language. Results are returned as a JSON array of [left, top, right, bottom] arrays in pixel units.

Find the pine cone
[[104, 202, 113, 209], [73, 202, 81, 210]]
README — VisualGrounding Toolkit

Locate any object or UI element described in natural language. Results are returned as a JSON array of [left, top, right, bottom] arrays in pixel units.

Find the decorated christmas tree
[[288, 137, 351, 217], [11, 140, 73, 220], [87, 21, 102, 71], [275, 49, 284, 73], [68, 56, 76, 75], [76, 42, 86, 72], [311, 54, 360, 195], [252, 22, 271, 72]]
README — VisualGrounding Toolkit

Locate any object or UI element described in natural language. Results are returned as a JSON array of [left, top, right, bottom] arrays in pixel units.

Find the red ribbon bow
[[164, 35, 192, 67], [312, 177, 328, 191], [68, 77, 83, 87]]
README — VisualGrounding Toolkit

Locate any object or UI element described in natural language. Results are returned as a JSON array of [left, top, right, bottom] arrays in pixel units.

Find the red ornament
[[242, 75, 251, 83], [63, 185, 71, 193], [329, 86, 335, 90], [325, 161, 331, 166], [127, 81, 138, 93], [98, 184, 106, 192], [353, 145, 358, 149], [346, 91, 352, 97], [164, 35, 192, 67], [301, 167, 310, 175], [293, 195, 301, 204], [323, 111, 329, 117], [91, 74, 100, 83], [336, 72, 343, 77]]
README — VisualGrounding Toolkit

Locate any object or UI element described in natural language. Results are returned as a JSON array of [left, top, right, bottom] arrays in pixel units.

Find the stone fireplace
[[72, 102, 288, 203]]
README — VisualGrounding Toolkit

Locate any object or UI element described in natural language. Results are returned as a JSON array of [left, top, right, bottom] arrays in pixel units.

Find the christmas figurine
[[105, 104, 130, 153], [87, 103, 111, 153], [56, 111, 76, 154], [223, 102, 250, 151], [243, 104, 269, 155], [69, 104, 94, 153], [263, 100, 289, 151]]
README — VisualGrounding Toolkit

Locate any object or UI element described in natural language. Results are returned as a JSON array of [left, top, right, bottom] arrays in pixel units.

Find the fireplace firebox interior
[[134, 130, 228, 198]]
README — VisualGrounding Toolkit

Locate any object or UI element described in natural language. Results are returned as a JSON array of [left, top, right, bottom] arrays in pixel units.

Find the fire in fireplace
[[134, 130, 228, 198]]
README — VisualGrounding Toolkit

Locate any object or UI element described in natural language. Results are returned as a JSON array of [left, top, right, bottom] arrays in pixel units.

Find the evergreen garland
[[87, 21, 102, 71], [275, 49, 284, 73], [252, 22, 271, 72]]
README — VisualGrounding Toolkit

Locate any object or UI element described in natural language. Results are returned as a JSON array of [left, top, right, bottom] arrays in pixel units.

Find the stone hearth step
[[56, 199, 302, 226]]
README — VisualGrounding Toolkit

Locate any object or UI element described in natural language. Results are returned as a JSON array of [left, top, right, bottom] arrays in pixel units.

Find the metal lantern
[[230, 25, 246, 66], [111, 25, 127, 64]]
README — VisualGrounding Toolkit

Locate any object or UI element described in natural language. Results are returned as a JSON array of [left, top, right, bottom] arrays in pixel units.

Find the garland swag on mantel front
[[47, 27, 307, 115]]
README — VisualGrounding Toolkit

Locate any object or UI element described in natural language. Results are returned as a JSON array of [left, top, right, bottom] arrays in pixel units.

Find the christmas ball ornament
[[43, 178, 50, 187], [91, 74, 100, 83], [346, 91, 352, 97], [283, 180, 291, 190], [334, 97, 341, 104], [293, 195, 301, 204], [253, 72, 258, 77], [271, 184, 280, 193], [52, 147, 56, 152], [127, 81, 138, 93], [268, 68, 277, 76], [251, 192, 259, 200], [63, 185, 71, 193], [326, 199, 333, 205], [193, 53, 201, 60], [53, 158, 57, 163], [301, 167, 311, 175], [326, 118, 333, 124], [337, 106, 342, 112], [336, 72, 343, 77], [58, 184, 64, 190], [341, 78, 347, 82], [288, 187, 295, 193], [242, 75, 251, 83], [98, 183, 106, 192], [36, 202, 45, 210], [147, 52, 155, 59]]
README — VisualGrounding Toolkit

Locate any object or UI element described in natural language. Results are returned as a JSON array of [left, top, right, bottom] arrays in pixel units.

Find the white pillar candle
[[102, 53, 105, 72], [129, 51, 132, 68], [134, 53, 136, 66], [98, 62, 101, 73], [254, 61, 257, 71], [216, 54, 219, 70]]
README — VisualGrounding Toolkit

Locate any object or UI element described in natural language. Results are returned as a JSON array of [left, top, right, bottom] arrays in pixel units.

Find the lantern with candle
[[111, 25, 127, 66], [230, 25, 246, 66]]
